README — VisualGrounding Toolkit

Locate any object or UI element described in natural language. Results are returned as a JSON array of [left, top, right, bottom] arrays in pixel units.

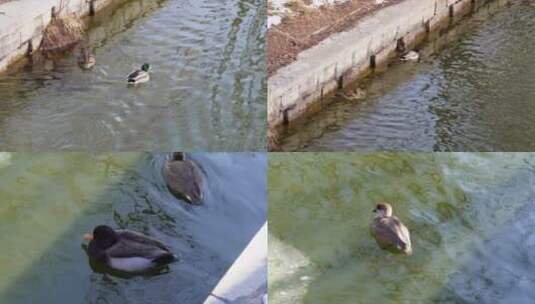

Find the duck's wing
[[116, 230, 170, 252], [190, 162, 203, 194], [391, 216, 411, 247], [106, 239, 167, 260], [163, 160, 202, 203], [127, 69, 142, 80], [372, 217, 411, 250]]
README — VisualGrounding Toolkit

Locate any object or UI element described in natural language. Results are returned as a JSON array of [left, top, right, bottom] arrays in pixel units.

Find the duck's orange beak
[[83, 233, 94, 241]]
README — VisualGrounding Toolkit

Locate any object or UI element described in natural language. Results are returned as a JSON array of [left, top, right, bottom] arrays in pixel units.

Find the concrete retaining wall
[[267, 0, 508, 139], [0, 0, 120, 73], [204, 223, 267, 304]]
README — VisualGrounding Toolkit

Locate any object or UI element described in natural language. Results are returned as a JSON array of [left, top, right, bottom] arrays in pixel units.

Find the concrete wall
[[204, 223, 267, 304], [0, 0, 120, 73], [267, 0, 507, 135]]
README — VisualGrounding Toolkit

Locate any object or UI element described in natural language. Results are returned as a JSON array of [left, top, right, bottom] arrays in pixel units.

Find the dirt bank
[[267, 0, 404, 76]]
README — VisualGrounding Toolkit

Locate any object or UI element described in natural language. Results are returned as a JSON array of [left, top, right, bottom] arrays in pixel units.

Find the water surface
[[281, 1, 535, 151], [0, 0, 266, 150], [0, 152, 266, 303], [269, 153, 535, 303]]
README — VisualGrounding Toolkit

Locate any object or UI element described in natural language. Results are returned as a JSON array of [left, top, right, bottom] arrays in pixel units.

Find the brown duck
[[370, 203, 412, 255], [78, 46, 96, 70], [163, 152, 203, 205]]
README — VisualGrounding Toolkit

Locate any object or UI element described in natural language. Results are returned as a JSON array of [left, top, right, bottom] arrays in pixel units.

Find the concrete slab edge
[[267, 0, 511, 148]]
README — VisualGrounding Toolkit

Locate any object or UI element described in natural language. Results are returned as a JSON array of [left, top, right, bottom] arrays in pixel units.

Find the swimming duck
[[83, 225, 177, 273], [336, 87, 367, 101], [400, 50, 420, 62], [370, 203, 412, 255], [163, 152, 204, 205], [78, 47, 96, 69], [127, 63, 150, 85]]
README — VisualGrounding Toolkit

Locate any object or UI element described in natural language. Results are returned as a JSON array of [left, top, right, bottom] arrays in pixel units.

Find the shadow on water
[[0, 152, 266, 303], [268, 153, 535, 303]]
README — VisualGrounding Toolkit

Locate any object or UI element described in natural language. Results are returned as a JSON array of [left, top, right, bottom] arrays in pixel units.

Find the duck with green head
[[127, 63, 150, 85]]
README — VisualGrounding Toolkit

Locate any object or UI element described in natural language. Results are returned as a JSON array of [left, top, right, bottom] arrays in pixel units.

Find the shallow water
[[0, 152, 266, 303], [0, 0, 266, 151], [281, 1, 535, 152], [269, 153, 535, 303]]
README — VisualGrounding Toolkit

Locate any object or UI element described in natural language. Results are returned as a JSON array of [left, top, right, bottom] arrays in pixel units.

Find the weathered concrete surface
[[268, 0, 353, 28], [267, 0, 506, 141], [0, 0, 119, 73], [204, 223, 267, 304]]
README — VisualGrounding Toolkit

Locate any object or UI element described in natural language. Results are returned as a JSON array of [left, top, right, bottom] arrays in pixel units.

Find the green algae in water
[[0, 152, 266, 303], [269, 153, 535, 303]]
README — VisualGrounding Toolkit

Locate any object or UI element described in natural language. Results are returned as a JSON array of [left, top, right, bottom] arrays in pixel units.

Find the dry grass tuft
[[285, 0, 314, 15], [41, 14, 84, 53]]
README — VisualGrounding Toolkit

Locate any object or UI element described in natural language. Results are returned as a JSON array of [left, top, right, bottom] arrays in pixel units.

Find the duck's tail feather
[[399, 242, 412, 255], [153, 253, 178, 266]]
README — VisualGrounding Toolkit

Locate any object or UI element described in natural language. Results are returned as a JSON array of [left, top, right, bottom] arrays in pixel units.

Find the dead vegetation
[[40, 0, 84, 54], [41, 15, 84, 52], [268, 0, 402, 75], [284, 0, 314, 15]]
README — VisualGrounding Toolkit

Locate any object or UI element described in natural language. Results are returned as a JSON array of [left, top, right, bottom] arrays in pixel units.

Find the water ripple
[[283, 1, 535, 152], [0, 0, 266, 151]]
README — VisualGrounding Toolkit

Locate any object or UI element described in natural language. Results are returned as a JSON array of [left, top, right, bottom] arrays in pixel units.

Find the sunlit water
[[0, 152, 266, 303], [0, 0, 266, 151], [269, 153, 535, 303], [281, 1, 535, 152]]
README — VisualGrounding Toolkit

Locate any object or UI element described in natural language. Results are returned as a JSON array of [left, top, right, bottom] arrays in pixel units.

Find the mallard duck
[[78, 47, 96, 69], [127, 63, 150, 85], [336, 87, 367, 101], [400, 50, 420, 62], [163, 152, 204, 205], [83, 225, 177, 273], [370, 203, 412, 255]]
